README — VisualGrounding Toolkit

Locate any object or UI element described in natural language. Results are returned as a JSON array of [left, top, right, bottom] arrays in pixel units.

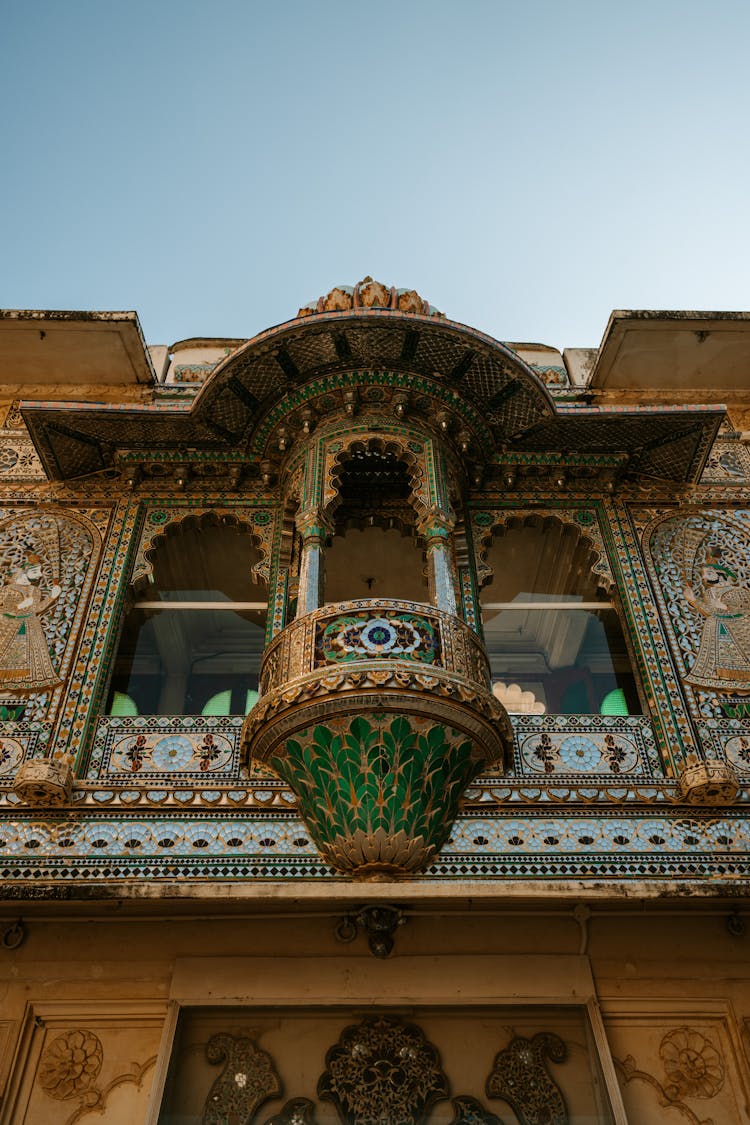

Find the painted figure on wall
[[683, 542, 750, 693], [0, 555, 61, 691]]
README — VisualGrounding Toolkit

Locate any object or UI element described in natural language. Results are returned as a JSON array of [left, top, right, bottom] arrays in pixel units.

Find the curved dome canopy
[[20, 288, 723, 483]]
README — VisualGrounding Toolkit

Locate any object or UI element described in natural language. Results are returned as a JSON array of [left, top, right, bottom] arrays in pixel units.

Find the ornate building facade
[[0, 285, 749, 1121]]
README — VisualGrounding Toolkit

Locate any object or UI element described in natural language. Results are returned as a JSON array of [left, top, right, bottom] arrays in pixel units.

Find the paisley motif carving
[[486, 1033, 568, 1125], [318, 1015, 449, 1123], [203, 1033, 281, 1125]]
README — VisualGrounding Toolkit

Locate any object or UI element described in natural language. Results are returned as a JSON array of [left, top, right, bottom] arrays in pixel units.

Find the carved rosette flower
[[659, 1027, 725, 1100], [38, 1029, 103, 1100]]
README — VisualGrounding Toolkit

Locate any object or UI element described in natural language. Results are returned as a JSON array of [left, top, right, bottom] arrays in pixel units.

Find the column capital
[[295, 508, 333, 543], [418, 507, 456, 542]]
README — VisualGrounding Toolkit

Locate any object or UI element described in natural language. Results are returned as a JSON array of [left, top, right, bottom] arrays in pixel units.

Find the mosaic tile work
[[0, 508, 105, 722], [0, 437, 45, 480], [1, 810, 750, 883], [511, 716, 660, 778], [87, 715, 664, 787], [0, 723, 50, 782], [701, 440, 750, 483], [608, 500, 699, 772], [86, 716, 244, 781], [699, 720, 750, 774], [642, 508, 750, 723], [316, 609, 441, 665]]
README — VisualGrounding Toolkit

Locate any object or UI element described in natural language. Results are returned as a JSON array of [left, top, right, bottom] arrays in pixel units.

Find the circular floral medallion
[[151, 734, 196, 770], [660, 1027, 725, 1100], [360, 618, 421, 655], [559, 736, 602, 771], [38, 1029, 103, 1100], [360, 619, 398, 653]]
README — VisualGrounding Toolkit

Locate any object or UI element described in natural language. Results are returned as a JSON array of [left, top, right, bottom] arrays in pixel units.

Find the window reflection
[[480, 521, 641, 716]]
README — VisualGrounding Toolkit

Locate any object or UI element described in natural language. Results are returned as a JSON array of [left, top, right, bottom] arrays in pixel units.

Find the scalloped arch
[[323, 434, 429, 525], [474, 510, 614, 594], [131, 508, 274, 591]]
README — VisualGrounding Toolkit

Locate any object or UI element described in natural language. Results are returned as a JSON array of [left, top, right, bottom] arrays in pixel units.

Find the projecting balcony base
[[242, 599, 512, 878]]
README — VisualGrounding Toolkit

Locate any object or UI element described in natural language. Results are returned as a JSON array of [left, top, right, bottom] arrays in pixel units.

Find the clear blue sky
[[2, 1, 749, 351]]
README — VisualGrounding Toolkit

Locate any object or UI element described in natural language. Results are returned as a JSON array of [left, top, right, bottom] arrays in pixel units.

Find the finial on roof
[[297, 277, 444, 319]]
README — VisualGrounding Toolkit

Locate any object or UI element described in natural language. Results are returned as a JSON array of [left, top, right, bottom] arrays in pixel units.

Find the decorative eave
[[19, 308, 725, 483]]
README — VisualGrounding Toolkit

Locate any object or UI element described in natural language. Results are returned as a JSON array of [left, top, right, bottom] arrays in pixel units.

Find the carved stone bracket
[[678, 759, 739, 805], [13, 758, 73, 806]]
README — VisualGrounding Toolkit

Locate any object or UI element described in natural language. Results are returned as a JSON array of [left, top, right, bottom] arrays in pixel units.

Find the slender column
[[295, 509, 332, 617], [420, 509, 458, 615]]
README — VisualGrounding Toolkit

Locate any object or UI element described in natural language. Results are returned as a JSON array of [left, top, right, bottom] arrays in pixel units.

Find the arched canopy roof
[[21, 307, 723, 483]]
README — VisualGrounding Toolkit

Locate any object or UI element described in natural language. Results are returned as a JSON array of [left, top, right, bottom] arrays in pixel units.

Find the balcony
[[242, 599, 512, 878]]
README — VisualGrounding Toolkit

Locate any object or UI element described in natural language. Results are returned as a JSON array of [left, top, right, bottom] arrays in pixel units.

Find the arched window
[[105, 521, 266, 716], [324, 445, 427, 604], [479, 519, 641, 716]]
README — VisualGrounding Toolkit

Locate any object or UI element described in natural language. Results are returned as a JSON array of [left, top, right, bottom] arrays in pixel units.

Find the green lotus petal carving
[[269, 713, 483, 877]]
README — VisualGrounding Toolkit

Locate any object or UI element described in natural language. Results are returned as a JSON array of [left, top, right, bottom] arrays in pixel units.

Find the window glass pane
[[105, 607, 265, 716], [484, 601, 641, 715]]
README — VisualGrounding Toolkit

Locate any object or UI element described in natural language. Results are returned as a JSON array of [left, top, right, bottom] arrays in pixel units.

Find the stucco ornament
[[13, 756, 73, 806], [318, 1016, 449, 1123], [38, 1029, 103, 1100], [298, 277, 442, 318], [660, 1027, 725, 1101]]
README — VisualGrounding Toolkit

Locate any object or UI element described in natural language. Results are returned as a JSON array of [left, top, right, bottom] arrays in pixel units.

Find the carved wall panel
[[607, 1014, 748, 1125], [3, 1004, 163, 1125]]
